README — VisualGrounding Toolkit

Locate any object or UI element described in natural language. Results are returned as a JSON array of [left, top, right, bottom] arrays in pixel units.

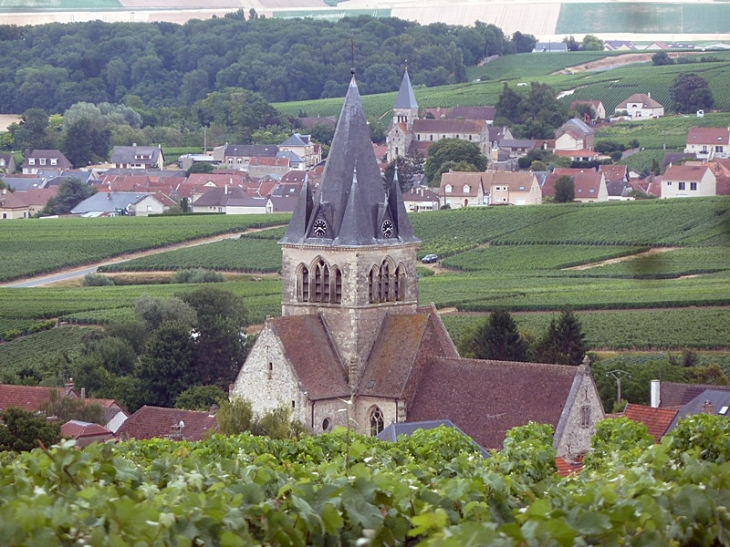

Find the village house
[[0, 153, 16, 174], [0, 189, 30, 219], [569, 100, 606, 121], [190, 186, 268, 214], [661, 164, 716, 198], [109, 145, 165, 170], [615, 93, 664, 120], [279, 133, 322, 168], [212, 144, 279, 168], [543, 168, 609, 202], [684, 127, 730, 160], [21, 149, 73, 174], [386, 70, 491, 162], [598, 164, 633, 200], [402, 186, 440, 212], [116, 406, 218, 441], [230, 73, 604, 459], [439, 171, 487, 208], [554, 118, 595, 152], [483, 171, 542, 205], [71, 191, 172, 216]]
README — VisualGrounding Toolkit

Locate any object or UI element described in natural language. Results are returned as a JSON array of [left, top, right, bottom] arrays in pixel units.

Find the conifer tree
[[458, 309, 529, 362], [536, 309, 586, 365]]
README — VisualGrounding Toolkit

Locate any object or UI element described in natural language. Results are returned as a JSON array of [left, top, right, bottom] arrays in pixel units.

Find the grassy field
[[2, 198, 730, 376]]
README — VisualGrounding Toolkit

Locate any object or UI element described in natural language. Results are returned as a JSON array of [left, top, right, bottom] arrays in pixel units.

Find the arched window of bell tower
[[379, 257, 395, 302], [333, 267, 342, 304], [297, 264, 309, 302], [312, 257, 328, 303], [368, 266, 380, 304], [368, 405, 385, 436], [394, 263, 407, 302]]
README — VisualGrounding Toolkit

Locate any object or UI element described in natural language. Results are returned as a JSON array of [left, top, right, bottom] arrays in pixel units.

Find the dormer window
[[445, 184, 452, 194], [28, 158, 35, 165], [463, 184, 470, 193], [50, 158, 57, 165]]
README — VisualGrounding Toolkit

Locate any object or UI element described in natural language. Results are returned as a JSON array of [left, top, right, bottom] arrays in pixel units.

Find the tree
[[383, 152, 424, 193], [137, 321, 198, 407], [0, 408, 61, 452], [41, 178, 96, 216], [424, 138, 487, 185], [562, 36, 580, 51], [535, 309, 587, 365], [580, 34, 604, 51], [61, 117, 110, 167], [652, 51, 674, 66], [40, 390, 105, 425], [511, 31, 537, 53], [458, 309, 529, 362], [11, 108, 54, 152], [553, 176, 575, 203], [175, 385, 227, 411], [134, 295, 197, 331], [181, 287, 249, 387], [671, 72, 714, 113], [216, 397, 255, 435]]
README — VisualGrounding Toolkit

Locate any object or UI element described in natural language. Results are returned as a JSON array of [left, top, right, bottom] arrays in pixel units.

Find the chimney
[[132, 143, 137, 147], [64, 378, 74, 395], [650, 379, 660, 408], [702, 400, 714, 414], [80, 387, 86, 400], [647, 92, 651, 98], [208, 404, 219, 417]]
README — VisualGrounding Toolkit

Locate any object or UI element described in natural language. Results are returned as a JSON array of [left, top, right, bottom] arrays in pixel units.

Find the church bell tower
[[279, 72, 420, 384]]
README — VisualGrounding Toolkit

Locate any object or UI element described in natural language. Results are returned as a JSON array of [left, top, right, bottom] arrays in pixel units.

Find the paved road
[[3, 265, 104, 288]]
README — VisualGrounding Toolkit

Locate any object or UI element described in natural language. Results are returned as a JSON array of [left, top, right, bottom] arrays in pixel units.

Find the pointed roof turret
[[280, 74, 419, 246], [393, 69, 418, 110]]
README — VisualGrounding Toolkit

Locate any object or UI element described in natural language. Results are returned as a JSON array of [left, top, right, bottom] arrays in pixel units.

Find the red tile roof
[[598, 164, 628, 183], [686, 127, 730, 146], [663, 164, 711, 181], [61, 420, 114, 445], [543, 169, 603, 199], [116, 406, 217, 441], [407, 358, 579, 450], [622, 403, 678, 442], [0, 384, 77, 412], [555, 455, 583, 476], [412, 119, 486, 135]]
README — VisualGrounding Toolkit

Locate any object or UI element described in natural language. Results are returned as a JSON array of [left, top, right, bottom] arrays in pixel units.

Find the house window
[[369, 267, 379, 303], [395, 147, 399, 156], [716, 146, 723, 153], [299, 265, 309, 302], [581, 405, 591, 428], [2, 213, 5, 219], [445, 184, 452, 194], [369, 406, 384, 436], [50, 158, 57, 165], [691, 182, 697, 191], [394, 264, 406, 302], [667, 181, 672, 186], [380, 259, 392, 302], [429, 135, 433, 141], [334, 268, 342, 304], [322, 417, 331, 431], [678, 182, 685, 191], [28, 158, 35, 165], [463, 184, 470, 193], [40, 158, 46, 165], [417, 134, 420, 141]]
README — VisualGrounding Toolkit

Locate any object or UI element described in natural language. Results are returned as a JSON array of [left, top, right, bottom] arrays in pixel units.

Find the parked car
[[421, 254, 438, 264]]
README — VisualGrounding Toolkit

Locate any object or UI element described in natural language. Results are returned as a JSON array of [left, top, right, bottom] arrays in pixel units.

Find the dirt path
[[563, 247, 678, 271], [0, 224, 287, 288], [553, 51, 706, 75]]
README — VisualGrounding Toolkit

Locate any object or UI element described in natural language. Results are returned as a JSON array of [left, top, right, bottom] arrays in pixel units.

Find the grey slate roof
[[2, 177, 46, 191], [110, 146, 162, 166], [70, 191, 152, 215], [393, 69, 418, 110], [224, 144, 279, 158], [192, 187, 267, 208], [281, 75, 418, 247], [667, 389, 730, 432], [281, 133, 311, 147]]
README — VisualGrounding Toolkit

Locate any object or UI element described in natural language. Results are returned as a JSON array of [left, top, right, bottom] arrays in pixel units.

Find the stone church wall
[[553, 369, 606, 458]]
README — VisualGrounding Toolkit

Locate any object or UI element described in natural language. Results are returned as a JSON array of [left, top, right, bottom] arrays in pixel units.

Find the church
[[385, 69, 492, 163], [230, 73, 604, 458]]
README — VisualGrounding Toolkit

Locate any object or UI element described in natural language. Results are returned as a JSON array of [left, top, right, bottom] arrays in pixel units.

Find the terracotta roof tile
[[555, 455, 583, 476], [61, 420, 114, 446], [116, 406, 217, 441], [407, 358, 578, 450], [0, 384, 77, 412], [412, 119, 486, 135], [271, 315, 350, 400], [622, 403, 678, 441], [663, 164, 711, 181], [686, 127, 730, 146]]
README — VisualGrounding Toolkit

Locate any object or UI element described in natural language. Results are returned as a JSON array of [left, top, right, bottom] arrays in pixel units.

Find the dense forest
[[0, 13, 531, 114]]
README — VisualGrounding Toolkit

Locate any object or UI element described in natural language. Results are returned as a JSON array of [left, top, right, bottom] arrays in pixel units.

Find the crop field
[[0, 214, 289, 282], [442, 307, 730, 350], [557, 3, 730, 34], [99, 236, 284, 274], [0, 326, 90, 377], [442, 244, 644, 271]]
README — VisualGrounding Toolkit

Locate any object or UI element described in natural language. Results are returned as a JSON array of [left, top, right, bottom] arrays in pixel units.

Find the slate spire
[[280, 74, 419, 246], [393, 68, 418, 110]]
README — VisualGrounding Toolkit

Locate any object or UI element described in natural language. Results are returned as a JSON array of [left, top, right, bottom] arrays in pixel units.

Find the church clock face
[[313, 219, 327, 237], [381, 219, 394, 239]]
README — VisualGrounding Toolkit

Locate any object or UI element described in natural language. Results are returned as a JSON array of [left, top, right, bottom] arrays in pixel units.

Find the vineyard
[[1, 417, 730, 545], [0, 214, 289, 283]]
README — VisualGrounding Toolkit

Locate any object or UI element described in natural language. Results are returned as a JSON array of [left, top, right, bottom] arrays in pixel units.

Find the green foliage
[[40, 389, 105, 425], [666, 413, 730, 463], [653, 51, 674, 66], [583, 417, 654, 470], [0, 408, 61, 452], [134, 295, 197, 331], [457, 309, 529, 362], [41, 178, 96, 216], [535, 309, 587, 365], [671, 72, 714, 113], [490, 422, 556, 483], [580, 34, 604, 51], [175, 385, 227, 411], [171, 268, 224, 284], [82, 273, 114, 286], [424, 138, 487, 185], [216, 398, 255, 435], [553, 175, 575, 203], [496, 82, 569, 138]]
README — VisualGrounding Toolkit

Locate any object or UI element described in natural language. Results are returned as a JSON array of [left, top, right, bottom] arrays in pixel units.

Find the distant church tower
[[387, 69, 419, 162], [279, 73, 420, 388]]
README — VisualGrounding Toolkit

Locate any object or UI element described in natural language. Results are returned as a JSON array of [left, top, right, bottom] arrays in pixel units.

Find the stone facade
[[553, 364, 605, 458]]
